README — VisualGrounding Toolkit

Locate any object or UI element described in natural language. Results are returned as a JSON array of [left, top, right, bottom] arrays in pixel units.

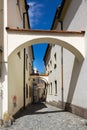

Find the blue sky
[[27, 0, 62, 73]]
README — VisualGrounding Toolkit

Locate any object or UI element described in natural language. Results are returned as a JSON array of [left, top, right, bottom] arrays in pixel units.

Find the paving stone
[[0, 103, 87, 130]]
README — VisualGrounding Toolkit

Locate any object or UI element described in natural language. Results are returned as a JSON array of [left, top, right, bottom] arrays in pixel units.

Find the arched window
[[26, 84, 28, 98], [51, 82, 52, 94], [55, 80, 57, 95]]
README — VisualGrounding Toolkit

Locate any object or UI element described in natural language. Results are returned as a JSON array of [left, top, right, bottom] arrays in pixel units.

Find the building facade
[[44, 0, 87, 118], [44, 44, 61, 103], [0, 0, 34, 118], [1, 0, 87, 120]]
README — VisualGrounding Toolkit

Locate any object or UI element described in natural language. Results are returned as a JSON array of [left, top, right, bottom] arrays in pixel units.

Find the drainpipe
[[0, 86, 2, 122], [58, 20, 64, 109], [0, 48, 3, 121], [23, 48, 26, 109], [61, 46, 64, 109], [58, 20, 63, 30], [23, 4, 29, 108], [23, 3, 30, 29], [23, 12, 26, 109], [23, 12, 26, 29]]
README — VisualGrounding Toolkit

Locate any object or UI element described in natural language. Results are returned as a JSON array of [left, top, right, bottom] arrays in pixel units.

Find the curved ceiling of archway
[[33, 77, 48, 84], [8, 37, 84, 62]]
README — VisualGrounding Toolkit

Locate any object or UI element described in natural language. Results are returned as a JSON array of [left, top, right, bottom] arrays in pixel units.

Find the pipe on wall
[[58, 20, 64, 109], [23, 12, 27, 28], [23, 13, 26, 109], [23, 48, 26, 109]]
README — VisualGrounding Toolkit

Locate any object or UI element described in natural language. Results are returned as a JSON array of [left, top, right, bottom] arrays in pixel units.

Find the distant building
[[44, 43, 61, 104], [33, 68, 39, 74], [33, 78, 46, 103]]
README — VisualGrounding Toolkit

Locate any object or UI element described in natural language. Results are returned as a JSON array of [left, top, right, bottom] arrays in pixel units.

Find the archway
[[7, 28, 85, 115], [7, 28, 85, 62]]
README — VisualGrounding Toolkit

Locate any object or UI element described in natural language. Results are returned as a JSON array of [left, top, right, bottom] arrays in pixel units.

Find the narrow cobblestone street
[[1, 102, 87, 130]]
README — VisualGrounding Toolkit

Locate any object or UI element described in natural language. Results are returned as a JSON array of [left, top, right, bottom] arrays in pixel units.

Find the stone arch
[[38, 77, 48, 85], [7, 29, 85, 61], [7, 32, 84, 108], [30, 76, 48, 85], [8, 37, 84, 62]]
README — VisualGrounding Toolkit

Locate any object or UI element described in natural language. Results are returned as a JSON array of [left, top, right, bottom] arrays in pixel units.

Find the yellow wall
[[8, 47, 33, 115], [8, 50, 24, 115]]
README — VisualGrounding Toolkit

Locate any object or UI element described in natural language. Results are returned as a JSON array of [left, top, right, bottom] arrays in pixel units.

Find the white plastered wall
[[56, 0, 87, 108], [1, 0, 31, 117], [7, 0, 23, 28], [25, 47, 33, 106], [46, 45, 62, 103]]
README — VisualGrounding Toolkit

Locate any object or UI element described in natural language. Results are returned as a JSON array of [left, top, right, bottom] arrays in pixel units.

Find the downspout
[[58, 20, 64, 109], [23, 48, 26, 109], [0, 48, 3, 122], [0, 84, 3, 123], [61, 45, 64, 109], [23, 2, 30, 108], [23, 12, 27, 109], [57, 3, 64, 108], [25, 0, 30, 28], [23, 12, 26, 28]]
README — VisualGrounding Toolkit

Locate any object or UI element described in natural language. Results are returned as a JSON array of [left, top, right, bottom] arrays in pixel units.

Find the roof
[[31, 46, 35, 60], [43, 44, 52, 63], [6, 27, 84, 35], [24, 0, 30, 28], [44, 0, 72, 63], [51, 0, 72, 30]]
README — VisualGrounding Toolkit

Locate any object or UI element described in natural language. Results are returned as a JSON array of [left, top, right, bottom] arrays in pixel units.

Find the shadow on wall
[[64, 0, 82, 29], [65, 57, 83, 110], [1, 63, 8, 83]]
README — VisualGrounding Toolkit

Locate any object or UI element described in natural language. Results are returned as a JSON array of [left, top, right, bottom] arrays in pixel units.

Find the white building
[[1, 0, 87, 120], [0, 0, 34, 119], [44, 44, 61, 104], [44, 0, 87, 119]]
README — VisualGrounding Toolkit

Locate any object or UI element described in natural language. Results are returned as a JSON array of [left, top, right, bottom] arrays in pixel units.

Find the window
[[26, 84, 28, 98], [29, 86, 32, 97], [17, 51, 21, 59], [48, 85, 50, 94], [47, 64, 50, 74], [55, 80, 57, 95], [45, 67, 47, 73], [29, 63, 32, 74], [54, 53, 57, 69], [54, 53, 56, 60], [26, 54, 28, 70], [54, 64, 57, 69], [48, 64, 50, 69], [50, 60, 52, 73], [51, 82, 52, 94]]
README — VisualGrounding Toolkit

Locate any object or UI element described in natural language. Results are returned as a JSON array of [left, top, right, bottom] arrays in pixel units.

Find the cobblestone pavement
[[1, 102, 87, 130]]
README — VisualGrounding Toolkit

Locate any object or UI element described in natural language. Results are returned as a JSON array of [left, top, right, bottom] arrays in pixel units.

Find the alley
[[1, 102, 87, 130]]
